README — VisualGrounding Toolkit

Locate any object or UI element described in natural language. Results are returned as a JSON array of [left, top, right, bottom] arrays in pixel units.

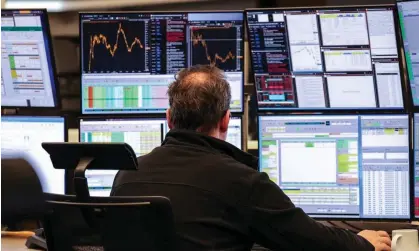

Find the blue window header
[[1, 116, 65, 123]]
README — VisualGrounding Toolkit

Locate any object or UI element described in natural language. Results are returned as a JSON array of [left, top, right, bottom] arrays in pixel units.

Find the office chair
[[1, 158, 45, 224], [43, 193, 177, 251], [1, 158, 48, 249]]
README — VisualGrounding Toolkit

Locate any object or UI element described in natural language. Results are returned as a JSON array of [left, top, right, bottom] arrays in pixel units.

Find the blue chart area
[[290, 45, 322, 72]]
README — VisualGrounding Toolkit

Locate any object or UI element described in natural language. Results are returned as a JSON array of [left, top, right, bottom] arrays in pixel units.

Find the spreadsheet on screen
[[1, 116, 66, 194], [246, 6, 405, 111], [259, 114, 410, 219], [79, 118, 167, 196]]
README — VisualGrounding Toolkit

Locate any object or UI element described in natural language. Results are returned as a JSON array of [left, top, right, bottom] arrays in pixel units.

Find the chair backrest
[[1, 158, 45, 225], [43, 194, 176, 251]]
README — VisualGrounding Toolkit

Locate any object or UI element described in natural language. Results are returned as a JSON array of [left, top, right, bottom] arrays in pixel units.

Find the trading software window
[[247, 7, 404, 110], [1, 116, 65, 194], [259, 115, 410, 219], [80, 12, 244, 114], [1, 10, 58, 107], [79, 118, 167, 196]]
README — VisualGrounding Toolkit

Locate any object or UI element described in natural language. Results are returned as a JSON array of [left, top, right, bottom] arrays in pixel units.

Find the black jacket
[[112, 130, 374, 251]]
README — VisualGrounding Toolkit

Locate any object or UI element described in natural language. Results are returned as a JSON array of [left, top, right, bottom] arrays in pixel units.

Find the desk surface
[[2, 237, 35, 251]]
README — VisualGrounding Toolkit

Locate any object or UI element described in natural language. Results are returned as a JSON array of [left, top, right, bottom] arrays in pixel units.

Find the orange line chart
[[190, 27, 242, 71], [87, 23, 145, 72]]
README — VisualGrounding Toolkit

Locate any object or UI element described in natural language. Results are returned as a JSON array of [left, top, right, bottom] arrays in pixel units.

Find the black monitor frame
[[78, 10, 245, 116], [246, 5, 408, 114], [411, 112, 419, 220], [1, 9, 61, 110], [229, 115, 244, 150], [257, 112, 413, 221]]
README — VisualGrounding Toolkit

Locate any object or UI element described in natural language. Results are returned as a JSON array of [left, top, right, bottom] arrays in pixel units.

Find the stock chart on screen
[[80, 12, 244, 114], [79, 118, 167, 196], [259, 114, 410, 219], [246, 6, 405, 111]]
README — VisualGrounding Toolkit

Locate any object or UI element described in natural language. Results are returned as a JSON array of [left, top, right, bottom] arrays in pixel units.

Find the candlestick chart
[[82, 21, 146, 73]]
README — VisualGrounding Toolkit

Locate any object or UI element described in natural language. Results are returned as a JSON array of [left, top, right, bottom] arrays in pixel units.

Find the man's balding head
[[167, 65, 231, 135]]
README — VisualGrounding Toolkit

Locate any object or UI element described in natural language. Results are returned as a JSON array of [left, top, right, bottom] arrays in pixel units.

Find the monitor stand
[[25, 228, 47, 250]]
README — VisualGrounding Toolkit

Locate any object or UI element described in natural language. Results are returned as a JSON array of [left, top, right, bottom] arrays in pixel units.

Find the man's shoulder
[[142, 144, 258, 173]]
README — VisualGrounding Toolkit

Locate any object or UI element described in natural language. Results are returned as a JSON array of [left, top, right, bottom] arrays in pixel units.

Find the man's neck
[[207, 129, 226, 141]]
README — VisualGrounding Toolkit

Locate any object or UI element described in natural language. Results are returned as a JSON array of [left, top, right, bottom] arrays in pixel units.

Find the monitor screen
[[79, 118, 168, 196], [1, 116, 66, 194], [246, 6, 405, 111], [227, 116, 243, 149], [259, 114, 410, 219], [1, 10, 58, 108], [80, 12, 244, 114], [397, 1, 419, 106]]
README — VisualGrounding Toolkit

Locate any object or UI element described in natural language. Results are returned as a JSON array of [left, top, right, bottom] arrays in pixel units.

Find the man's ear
[[166, 109, 173, 129], [219, 110, 230, 133]]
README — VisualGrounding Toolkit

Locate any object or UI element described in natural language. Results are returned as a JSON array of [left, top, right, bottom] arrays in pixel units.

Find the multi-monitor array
[[3, 3, 419, 220], [79, 11, 244, 114]]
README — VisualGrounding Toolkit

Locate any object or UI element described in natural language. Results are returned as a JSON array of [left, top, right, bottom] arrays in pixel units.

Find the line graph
[[83, 21, 146, 73], [290, 45, 323, 72], [190, 27, 242, 71]]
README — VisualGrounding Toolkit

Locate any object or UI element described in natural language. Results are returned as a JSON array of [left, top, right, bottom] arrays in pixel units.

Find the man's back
[[112, 130, 374, 251]]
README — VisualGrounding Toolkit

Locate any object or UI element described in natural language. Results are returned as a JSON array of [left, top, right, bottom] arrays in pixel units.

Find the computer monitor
[[246, 6, 405, 111], [79, 117, 168, 196], [397, 1, 419, 107], [1, 116, 66, 194], [1, 10, 59, 108], [227, 116, 243, 149], [258, 114, 410, 219], [79, 11, 244, 115]]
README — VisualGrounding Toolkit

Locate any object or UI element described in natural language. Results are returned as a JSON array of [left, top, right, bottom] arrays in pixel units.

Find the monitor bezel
[[257, 112, 413, 221], [229, 115, 244, 150], [78, 10, 245, 116], [396, 0, 419, 110], [412, 112, 419, 220], [245, 5, 409, 114], [1, 9, 61, 109]]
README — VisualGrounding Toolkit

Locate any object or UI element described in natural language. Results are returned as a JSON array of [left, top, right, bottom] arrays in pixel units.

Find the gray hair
[[167, 65, 231, 133]]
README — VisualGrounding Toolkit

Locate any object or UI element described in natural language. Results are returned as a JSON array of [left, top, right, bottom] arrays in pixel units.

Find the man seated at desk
[[112, 65, 391, 251]]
